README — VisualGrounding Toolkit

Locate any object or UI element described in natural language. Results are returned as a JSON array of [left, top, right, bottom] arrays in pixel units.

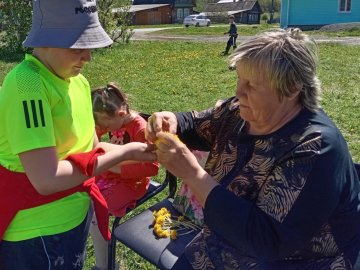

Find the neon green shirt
[[0, 54, 95, 241]]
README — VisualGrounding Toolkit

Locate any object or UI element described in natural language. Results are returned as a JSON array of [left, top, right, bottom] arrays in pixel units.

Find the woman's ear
[[288, 83, 302, 101]]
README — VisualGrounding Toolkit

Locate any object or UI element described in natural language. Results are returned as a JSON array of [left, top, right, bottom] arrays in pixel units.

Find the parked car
[[183, 14, 211, 27]]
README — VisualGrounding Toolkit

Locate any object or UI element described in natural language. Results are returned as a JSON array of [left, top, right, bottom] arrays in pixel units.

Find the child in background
[[221, 15, 238, 56], [90, 83, 159, 270]]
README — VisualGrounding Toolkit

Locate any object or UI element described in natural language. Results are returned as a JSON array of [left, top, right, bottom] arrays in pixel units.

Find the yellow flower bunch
[[154, 132, 182, 147], [152, 207, 200, 240]]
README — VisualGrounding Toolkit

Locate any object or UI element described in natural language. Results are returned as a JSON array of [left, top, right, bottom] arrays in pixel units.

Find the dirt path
[[132, 28, 360, 46]]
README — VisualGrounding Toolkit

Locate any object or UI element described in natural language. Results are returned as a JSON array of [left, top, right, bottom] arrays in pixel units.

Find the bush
[[97, 0, 134, 44], [261, 14, 268, 24], [0, 0, 32, 53]]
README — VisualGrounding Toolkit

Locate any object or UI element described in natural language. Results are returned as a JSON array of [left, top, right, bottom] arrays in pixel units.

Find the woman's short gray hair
[[230, 28, 321, 111]]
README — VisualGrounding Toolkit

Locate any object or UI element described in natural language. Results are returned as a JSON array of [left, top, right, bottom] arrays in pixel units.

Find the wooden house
[[204, 0, 262, 24], [280, 0, 360, 29], [126, 4, 172, 25], [131, 0, 195, 24]]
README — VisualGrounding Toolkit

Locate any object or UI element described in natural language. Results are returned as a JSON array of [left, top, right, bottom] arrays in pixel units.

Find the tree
[[258, 0, 280, 13], [0, 0, 32, 53], [194, 0, 208, 13], [261, 14, 268, 24], [97, 0, 134, 44], [0, 0, 133, 53]]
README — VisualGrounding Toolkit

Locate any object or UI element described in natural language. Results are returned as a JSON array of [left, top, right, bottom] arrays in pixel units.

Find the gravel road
[[132, 28, 360, 46]]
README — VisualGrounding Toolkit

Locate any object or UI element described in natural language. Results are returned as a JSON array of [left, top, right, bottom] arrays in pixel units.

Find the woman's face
[[235, 63, 301, 134], [36, 48, 91, 80]]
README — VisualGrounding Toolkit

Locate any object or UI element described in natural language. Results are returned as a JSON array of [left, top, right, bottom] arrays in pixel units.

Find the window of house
[[184, 8, 190, 18], [177, 9, 183, 19], [339, 0, 351, 12]]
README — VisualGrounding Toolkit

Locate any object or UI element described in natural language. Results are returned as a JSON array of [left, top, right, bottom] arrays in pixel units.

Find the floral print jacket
[[175, 97, 360, 270]]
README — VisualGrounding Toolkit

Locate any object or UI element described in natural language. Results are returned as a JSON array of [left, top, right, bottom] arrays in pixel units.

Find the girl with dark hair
[[90, 83, 159, 270]]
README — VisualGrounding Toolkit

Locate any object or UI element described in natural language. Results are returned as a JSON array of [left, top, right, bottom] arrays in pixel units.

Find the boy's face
[[39, 48, 91, 79]]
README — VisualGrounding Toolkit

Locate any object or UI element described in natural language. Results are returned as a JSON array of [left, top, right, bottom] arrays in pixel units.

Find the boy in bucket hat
[[0, 0, 156, 269], [23, 0, 113, 49]]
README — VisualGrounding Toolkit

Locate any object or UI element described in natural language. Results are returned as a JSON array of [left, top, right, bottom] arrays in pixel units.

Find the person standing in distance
[[221, 15, 238, 56]]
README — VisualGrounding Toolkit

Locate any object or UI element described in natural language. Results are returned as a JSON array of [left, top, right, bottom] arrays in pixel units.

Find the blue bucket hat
[[23, 0, 113, 49]]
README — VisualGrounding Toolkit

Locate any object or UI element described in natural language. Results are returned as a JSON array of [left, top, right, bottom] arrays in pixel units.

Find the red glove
[[66, 148, 111, 240]]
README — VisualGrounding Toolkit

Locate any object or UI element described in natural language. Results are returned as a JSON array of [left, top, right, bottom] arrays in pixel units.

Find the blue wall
[[281, 0, 360, 28]]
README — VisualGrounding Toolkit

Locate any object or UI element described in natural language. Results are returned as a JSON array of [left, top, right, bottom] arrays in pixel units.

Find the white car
[[183, 14, 211, 27]]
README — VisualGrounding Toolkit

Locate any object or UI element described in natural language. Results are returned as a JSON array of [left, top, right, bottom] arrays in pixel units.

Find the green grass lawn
[[307, 27, 360, 37], [81, 41, 360, 162], [0, 38, 359, 270]]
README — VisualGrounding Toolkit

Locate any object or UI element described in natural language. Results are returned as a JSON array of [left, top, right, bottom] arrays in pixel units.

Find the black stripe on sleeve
[[38, 100, 46, 127], [22, 101, 31, 128], [30, 100, 38, 128]]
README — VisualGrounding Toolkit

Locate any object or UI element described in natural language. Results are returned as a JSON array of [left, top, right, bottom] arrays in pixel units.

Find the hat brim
[[23, 25, 113, 49]]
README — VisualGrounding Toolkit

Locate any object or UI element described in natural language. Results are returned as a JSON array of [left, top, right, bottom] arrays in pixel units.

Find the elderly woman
[[147, 29, 360, 269]]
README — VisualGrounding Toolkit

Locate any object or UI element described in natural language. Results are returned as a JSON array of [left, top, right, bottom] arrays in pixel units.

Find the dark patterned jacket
[[175, 97, 360, 270]]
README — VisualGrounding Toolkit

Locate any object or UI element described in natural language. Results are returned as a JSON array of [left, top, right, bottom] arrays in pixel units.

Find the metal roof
[[204, 10, 247, 16], [113, 4, 170, 13], [205, 0, 257, 13]]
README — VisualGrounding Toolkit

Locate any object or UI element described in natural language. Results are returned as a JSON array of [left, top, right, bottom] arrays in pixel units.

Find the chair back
[[355, 163, 360, 178]]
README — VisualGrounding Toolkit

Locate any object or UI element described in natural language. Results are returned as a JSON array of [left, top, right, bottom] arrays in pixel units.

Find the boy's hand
[[121, 142, 157, 162]]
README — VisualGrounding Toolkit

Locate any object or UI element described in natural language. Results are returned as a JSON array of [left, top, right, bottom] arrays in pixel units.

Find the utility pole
[[270, 0, 275, 24]]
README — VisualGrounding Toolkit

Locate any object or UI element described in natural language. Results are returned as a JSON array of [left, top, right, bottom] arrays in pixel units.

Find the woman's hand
[[146, 112, 178, 143], [155, 132, 218, 206], [155, 132, 203, 181]]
